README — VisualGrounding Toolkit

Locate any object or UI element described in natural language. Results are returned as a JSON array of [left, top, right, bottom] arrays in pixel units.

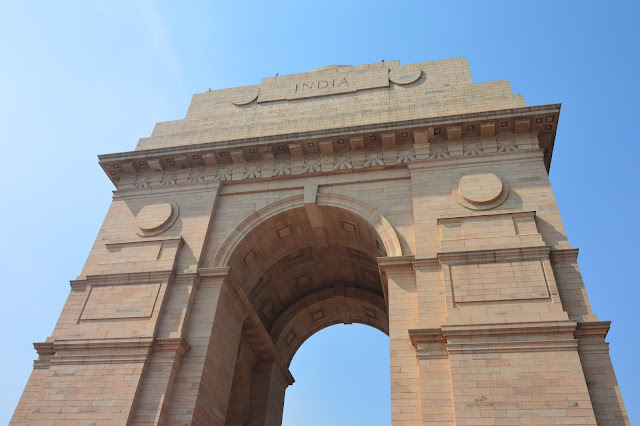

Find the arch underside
[[220, 197, 396, 425], [222, 200, 393, 363]]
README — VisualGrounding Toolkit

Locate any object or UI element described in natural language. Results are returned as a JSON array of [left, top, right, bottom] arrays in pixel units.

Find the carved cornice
[[445, 339, 577, 354], [104, 236, 183, 248], [98, 105, 560, 187], [197, 266, 232, 279], [153, 337, 191, 356], [377, 255, 415, 272], [408, 329, 447, 360], [438, 246, 551, 265], [574, 322, 611, 354], [441, 320, 578, 338], [409, 321, 580, 356], [408, 328, 445, 346], [549, 248, 580, 263], [113, 180, 221, 199], [411, 257, 440, 269], [32, 337, 191, 367], [71, 270, 176, 289], [437, 210, 536, 224], [408, 149, 544, 173], [574, 321, 611, 339]]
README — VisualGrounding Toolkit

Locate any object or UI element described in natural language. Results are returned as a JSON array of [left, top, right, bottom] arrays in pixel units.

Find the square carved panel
[[80, 283, 161, 321]]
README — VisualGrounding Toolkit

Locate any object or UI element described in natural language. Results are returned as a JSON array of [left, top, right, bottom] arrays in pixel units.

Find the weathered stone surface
[[11, 58, 628, 425]]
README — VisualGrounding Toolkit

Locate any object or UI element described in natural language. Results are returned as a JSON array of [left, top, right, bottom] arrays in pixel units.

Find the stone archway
[[215, 197, 396, 425], [12, 59, 629, 426]]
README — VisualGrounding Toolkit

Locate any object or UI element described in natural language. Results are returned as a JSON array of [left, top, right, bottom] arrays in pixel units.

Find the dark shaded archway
[[218, 197, 397, 425]]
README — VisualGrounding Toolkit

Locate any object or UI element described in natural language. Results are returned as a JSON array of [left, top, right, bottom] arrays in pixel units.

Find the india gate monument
[[12, 58, 629, 425]]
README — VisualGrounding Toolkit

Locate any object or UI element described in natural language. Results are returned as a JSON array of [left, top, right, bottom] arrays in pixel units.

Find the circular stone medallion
[[231, 86, 260, 106], [389, 65, 422, 85], [458, 173, 503, 205], [136, 203, 174, 232]]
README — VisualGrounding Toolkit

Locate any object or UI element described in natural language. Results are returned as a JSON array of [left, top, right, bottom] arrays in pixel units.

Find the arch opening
[[221, 200, 395, 425], [282, 324, 391, 426]]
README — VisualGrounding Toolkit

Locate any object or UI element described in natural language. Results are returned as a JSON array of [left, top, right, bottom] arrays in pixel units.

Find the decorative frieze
[[111, 129, 547, 191], [273, 158, 291, 176], [242, 162, 261, 179]]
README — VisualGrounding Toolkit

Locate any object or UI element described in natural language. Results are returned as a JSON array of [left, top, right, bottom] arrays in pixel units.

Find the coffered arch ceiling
[[224, 203, 391, 364]]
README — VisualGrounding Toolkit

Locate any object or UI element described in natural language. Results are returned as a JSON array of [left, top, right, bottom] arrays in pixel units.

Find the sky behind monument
[[0, 1, 638, 424]]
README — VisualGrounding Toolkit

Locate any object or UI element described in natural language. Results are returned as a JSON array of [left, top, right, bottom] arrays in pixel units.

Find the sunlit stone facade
[[12, 59, 628, 425]]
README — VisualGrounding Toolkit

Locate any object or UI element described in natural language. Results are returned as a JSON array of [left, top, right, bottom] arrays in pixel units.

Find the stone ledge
[[32, 337, 191, 368]]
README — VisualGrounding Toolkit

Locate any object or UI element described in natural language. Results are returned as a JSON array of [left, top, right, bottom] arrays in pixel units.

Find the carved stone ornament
[[273, 159, 292, 177], [388, 65, 422, 85], [302, 156, 321, 174], [452, 173, 509, 210], [429, 142, 449, 159], [186, 167, 205, 183], [243, 163, 262, 179], [333, 154, 352, 171], [133, 175, 151, 189], [134, 201, 180, 237], [396, 146, 417, 164], [159, 172, 178, 186], [463, 139, 484, 156], [214, 166, 232, 182], [364, 151, 384, 168], [497, 134, 518, 152], [230, 86, 260, 106]]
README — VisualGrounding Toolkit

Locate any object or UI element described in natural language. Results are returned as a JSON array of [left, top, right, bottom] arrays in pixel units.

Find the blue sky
[[0, 1, 638, 424]]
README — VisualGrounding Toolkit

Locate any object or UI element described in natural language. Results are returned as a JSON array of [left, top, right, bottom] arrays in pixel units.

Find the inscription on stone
[[257, 66, 390, 102]]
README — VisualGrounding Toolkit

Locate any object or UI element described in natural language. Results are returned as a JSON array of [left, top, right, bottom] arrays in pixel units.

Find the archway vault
[[209, 194, 396, 425], [212, 193, 399, 361], [212, 193, 403, 268]]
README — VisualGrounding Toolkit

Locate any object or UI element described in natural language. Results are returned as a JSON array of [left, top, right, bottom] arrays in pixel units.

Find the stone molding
[[409, 320, 580, 357], [70, 269, 176, 290], [99, 105, 559, 187], [549, 248, 580, 262], [438, 246, 551, 265], [212, 193, 402, 268], [113, 180, 221, 200], [32, 337, 190, 368], [574, 321, 612, 354]]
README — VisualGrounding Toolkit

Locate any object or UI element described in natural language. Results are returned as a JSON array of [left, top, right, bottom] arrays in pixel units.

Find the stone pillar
[[165, 271, 245, 425], [412, 259, 455, 424], [576, 322, 630, 425], [248, 360, 289, 426], [129, 338, 190, 425], [379, 257, 422, 426]]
